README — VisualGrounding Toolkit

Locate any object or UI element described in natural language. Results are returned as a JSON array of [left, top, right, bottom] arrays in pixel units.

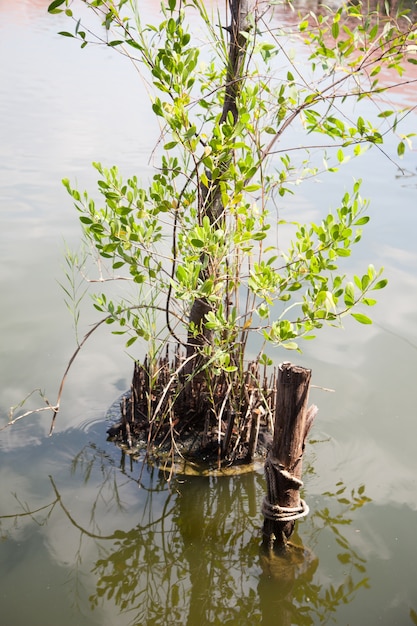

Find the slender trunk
[[185, 0, 253, 373]]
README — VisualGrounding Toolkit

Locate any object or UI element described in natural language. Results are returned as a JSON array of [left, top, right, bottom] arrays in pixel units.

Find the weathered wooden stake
[[262, 362, 318, 553]]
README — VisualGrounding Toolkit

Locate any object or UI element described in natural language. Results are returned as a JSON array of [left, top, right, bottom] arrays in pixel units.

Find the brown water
[[1, 2, 417, 625]]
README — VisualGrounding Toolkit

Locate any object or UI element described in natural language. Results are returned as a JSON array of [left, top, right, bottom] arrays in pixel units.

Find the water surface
[[1, 2, 417, 624]]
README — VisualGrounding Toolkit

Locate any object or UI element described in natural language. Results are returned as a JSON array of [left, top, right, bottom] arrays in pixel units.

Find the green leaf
[[152, 101, 163, 117], [361, 274, 370, 290], [351, 313, 372, 325], [259, 353, 273, 366], [58, 32, 75, 38], [48, 0, 66, 13], [397, 141, 405, 157], [344, 282, 355, 306], [356, 116, 366, 135], [336, 248, 350, 257], [372, 279, 388, 290], [201, 278, 214, 295], [354, 216, 369, 225], [369, 24, 378, 40], [283, 342, 299, 351], [378, 110, 394, 118], [126, 39, 141, 51], [176, 265, 188, 283]]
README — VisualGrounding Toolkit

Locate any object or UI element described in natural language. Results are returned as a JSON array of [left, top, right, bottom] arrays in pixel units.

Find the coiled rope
[[262, 497, 309, 522]]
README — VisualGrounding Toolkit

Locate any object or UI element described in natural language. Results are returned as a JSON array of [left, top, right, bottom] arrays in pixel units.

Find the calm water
[[1, 1, 417, 624]]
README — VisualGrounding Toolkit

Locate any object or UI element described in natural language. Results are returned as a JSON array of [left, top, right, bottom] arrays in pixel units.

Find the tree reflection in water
[[1, 442, 372, 625]]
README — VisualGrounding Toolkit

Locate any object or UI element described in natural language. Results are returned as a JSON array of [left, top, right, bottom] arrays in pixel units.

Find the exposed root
[[107, 349, 277, 470]]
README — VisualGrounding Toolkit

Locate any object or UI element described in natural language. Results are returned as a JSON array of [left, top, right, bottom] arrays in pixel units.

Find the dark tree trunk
[[185, 0, 253, 375]]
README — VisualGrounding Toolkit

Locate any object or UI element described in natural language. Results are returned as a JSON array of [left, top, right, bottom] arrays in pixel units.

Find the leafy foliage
[[49, 0, 416, 383]]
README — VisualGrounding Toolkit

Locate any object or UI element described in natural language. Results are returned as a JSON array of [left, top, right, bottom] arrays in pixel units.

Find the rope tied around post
[[262, 456, 310, 523], [262, 497, 309, 523]]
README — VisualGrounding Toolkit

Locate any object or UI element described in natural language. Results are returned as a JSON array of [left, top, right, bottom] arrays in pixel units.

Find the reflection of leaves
[[1, 442, 373, 626], [305, 481, 372, 623], [83, 464, 372, 626], [323, 482, 372, 510], [410, 608, 417, 625], [91, 522, 185, 618]]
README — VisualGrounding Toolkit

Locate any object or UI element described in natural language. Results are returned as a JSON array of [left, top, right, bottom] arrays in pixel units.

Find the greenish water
[[1, 2, 417, 625]]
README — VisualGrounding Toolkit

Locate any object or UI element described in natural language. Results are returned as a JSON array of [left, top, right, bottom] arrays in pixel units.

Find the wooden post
[[262, 362, 317, 553]]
